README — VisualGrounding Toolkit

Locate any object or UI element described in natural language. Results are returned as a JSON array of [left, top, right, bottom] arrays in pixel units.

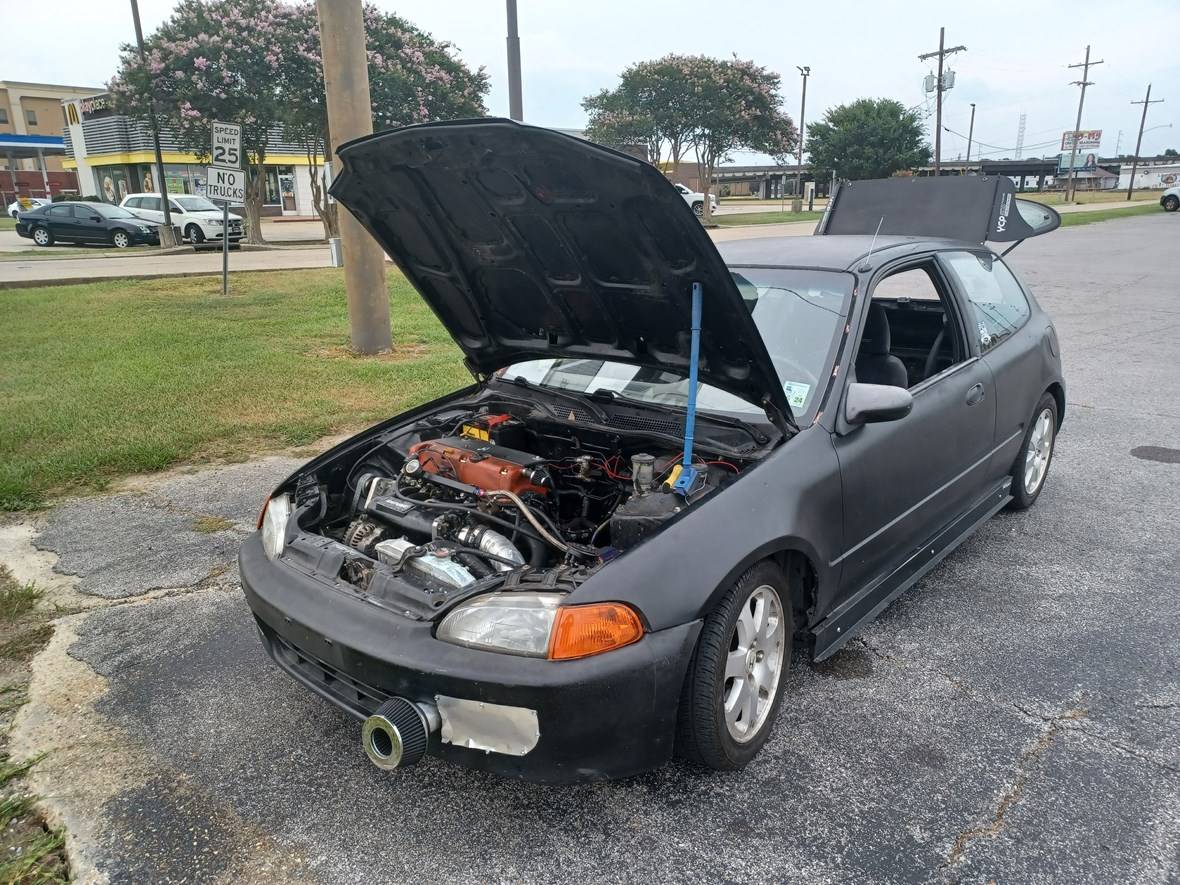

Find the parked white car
[[120, 193, 243, 243], [673, 183, 719, 217], [7, 197, 51, 219], [1161, 186, 1179, 212]]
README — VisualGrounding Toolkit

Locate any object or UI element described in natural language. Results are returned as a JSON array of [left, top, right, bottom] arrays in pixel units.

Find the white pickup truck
[[673, 183, 719, 217]]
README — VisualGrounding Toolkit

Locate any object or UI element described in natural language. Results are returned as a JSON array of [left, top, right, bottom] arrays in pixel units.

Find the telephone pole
[[918, 27, 966, 175], [506, 0, 523, 121], [1126, 84, 1164, 200], [130, 0, 176, 247], [316, 0, 391, 354], [792, 65, 809, 213], [1065, 45, 1103, 202], [966, 103, 976, 163]]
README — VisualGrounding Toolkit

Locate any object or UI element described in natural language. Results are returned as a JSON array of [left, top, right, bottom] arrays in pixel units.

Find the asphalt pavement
[[5, 213, 1179, 884]]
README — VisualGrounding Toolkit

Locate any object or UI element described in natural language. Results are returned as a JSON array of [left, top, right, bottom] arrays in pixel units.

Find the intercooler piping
[[362, 698, 440, 771]]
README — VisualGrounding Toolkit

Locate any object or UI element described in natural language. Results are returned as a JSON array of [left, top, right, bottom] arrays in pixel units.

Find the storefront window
[[265, 165, 295, 206]]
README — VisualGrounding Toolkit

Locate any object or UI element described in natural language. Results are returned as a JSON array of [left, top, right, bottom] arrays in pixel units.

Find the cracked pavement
[[6, 214, 1180, 884]]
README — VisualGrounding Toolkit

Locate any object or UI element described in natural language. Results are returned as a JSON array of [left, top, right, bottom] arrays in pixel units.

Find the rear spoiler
[[816, 175, 1060, 244]]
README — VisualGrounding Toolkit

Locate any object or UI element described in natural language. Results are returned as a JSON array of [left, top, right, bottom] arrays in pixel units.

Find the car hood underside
[[329, 118, 790, 418]]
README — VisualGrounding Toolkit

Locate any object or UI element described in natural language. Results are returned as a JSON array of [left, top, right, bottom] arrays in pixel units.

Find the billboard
[[1058, 130, 1102, 171]]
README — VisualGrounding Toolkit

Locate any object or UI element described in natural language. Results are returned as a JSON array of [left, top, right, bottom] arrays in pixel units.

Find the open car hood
[[329, 118, 791, 421], [817, 175, 1061, 243]]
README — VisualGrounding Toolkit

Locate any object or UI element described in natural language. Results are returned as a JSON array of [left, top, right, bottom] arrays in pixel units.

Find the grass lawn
[[0, 268, 469, 510], [0, 217, 15, 231], [1057, 204, 1159, 226], [1021, 190, 1158, 206], [712, 210, 824, 227]]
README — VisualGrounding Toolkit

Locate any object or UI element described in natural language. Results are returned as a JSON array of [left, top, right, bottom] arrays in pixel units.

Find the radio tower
[[1015, 113, 1027, 159]]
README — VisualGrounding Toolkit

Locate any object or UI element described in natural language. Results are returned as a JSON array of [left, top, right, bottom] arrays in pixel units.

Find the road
[[5, 214, 1179, 883], [1, 199, 1161, 287]]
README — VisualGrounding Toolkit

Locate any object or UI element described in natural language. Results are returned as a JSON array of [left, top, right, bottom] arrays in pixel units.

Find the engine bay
[[282, 392, 774, 615]]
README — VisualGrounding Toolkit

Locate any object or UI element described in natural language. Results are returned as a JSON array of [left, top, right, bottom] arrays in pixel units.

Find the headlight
[[260, 494, 292, 559], [138, 225, 150, 233], [209, 219, 224, 226], [437, 593, 643, 660]]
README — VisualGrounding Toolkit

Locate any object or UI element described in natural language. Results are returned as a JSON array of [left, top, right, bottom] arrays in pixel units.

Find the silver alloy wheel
[[33, 227, 50, 246], [1023, 407, 1054, 495], [113, 230, 130, 248], [723, 584, 786, 743]]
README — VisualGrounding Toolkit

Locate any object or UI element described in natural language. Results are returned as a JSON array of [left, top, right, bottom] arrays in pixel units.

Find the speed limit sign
[[211, 121, 241, 168]]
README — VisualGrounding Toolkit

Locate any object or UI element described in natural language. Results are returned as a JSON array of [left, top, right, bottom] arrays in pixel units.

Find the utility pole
[[792, 65, 809, 213], [918, 27, 966, 175], [1065, 45, 1103, 202], [506, 0, 523, 121], [316, 0, 391, 354], [130, 0, 176, 248], [966, 103, 976, 163], [1127, 84, 1164, 200]]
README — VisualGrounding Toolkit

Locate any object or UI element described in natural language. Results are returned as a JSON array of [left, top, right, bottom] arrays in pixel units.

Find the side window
[[145, 197, 161, 211], [859, 263, 965, 389], [125, 197, 141, 209], [942, 251, 1031, 352], [169, 201, 183, 214], [46, 205, 73, 217]]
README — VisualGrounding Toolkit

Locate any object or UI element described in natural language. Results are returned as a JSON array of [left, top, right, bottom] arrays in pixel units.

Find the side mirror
[[90, 215, 102, 222], [844, 382, 913, 426]]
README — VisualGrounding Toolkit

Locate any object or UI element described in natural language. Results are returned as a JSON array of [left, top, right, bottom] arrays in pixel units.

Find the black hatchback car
[[15, 201, 160, 248], [240, 120, 1065, 783]]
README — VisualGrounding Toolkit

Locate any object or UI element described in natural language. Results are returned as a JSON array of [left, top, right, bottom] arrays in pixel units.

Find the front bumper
[[239, 534, 701, 783]]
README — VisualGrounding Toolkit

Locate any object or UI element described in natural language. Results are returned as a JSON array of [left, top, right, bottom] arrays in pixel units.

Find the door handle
[[965, 382, 986, 406]]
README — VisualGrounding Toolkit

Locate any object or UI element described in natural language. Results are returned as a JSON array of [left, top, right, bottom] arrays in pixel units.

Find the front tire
[[1163, 195, 1179, 212], [676, 561, 792, 770], [186, 224, 206, 244], [111, 230, 131, 249], [32, 226, 53, 247], [1008, 393, 1057, 510]]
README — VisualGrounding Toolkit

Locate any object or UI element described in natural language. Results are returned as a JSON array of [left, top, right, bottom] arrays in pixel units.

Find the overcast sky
[[6, 0, 1179, 162]]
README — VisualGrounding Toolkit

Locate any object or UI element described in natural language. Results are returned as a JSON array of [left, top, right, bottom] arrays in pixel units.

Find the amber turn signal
[[548, 602, 644, 660]]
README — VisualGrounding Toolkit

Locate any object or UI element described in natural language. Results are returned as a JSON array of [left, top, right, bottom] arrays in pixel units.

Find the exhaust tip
[[362, 698, 430, 770]]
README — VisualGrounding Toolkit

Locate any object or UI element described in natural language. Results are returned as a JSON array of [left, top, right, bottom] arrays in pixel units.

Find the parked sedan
[[121, 192, 243, 243], [7, 196, 51, 219], [15, 201, 160, 248], [240, 120, 1065, 783]]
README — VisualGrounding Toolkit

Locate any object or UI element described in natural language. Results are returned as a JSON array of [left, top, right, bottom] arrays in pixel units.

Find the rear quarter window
[[942, 251, 1031, 352]]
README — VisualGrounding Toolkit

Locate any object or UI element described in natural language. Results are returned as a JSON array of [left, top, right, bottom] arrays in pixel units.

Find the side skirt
[[811, 479, 1012, 662]]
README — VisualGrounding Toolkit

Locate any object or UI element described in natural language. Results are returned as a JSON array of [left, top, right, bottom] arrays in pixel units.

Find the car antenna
[[858, 216, 885, 272]]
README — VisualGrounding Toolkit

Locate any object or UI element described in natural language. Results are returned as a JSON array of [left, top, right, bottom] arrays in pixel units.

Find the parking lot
[[5, 213, 1178, 883]]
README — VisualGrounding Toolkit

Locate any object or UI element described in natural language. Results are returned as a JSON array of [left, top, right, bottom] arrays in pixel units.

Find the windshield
[[90, 203, 138, 219], [504, 268, 853, 420], [175, 196, 219, 212]]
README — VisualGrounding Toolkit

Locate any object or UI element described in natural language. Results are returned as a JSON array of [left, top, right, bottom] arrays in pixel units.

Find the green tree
[[805, 98, 931, 182], [1163, 147, 1178, 157]]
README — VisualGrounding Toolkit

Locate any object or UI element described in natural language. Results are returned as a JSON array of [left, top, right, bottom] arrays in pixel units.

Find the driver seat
[[856, 304, 909, 388]]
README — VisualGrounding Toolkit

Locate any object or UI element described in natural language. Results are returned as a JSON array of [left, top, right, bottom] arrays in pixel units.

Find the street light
[[792, 66, 810, 213]]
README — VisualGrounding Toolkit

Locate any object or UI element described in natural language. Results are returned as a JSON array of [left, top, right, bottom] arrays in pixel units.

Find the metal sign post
[[208, 121, 242, 295]]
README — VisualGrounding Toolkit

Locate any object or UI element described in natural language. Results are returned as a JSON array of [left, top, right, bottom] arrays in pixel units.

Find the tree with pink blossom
[[584, 55, 796, 223], [280, 3, 488, 238], [110, 0, 487, 243]]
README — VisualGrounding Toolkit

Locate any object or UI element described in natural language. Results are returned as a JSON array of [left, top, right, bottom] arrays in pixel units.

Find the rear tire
[[676, 560, 792, 770], [31, 226, 53, 247], [1163, 196, 1179, 212], [692, 201, 704, 217], [186, 224, 205, 244], [1008, 392, 1057, 510]]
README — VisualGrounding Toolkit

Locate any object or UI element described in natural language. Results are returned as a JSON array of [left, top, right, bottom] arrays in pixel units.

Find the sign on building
[[211, 121, 242, 169], [205, 166, 245, 203]]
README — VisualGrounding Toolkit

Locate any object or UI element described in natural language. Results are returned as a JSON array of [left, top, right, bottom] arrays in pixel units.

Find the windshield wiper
[[495, 375, 610, 423], [586, 389, 772, 445]]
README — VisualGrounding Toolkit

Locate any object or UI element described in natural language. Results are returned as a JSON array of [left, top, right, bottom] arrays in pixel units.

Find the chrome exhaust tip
[[361, 698, 436, 770]]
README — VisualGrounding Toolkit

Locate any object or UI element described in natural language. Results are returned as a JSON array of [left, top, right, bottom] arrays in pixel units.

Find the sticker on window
[[782, 381, 811, 410]]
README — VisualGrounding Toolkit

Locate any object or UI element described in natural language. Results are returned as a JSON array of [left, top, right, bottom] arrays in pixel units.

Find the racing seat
[[856, 303, 909, 388]]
